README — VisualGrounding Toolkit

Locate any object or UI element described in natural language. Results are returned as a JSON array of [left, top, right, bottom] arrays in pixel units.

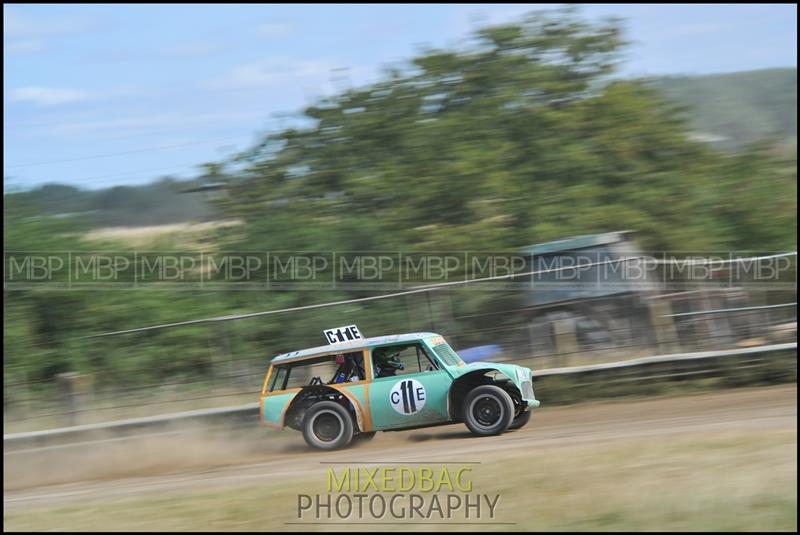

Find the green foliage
[[534, 351, 797, 404], [650, 68, 797, 153], [220, 10, 796, 253], [4, 178, 220, 229], [3, 8, 797, 401]]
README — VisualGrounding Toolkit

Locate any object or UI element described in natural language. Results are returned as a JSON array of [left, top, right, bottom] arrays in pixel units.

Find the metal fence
[[3, 277, 796, 434], [5, 342, 795, 452]]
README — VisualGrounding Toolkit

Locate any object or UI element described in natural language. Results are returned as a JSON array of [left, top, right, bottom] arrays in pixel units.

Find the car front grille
[[522, 380, 534, 400]]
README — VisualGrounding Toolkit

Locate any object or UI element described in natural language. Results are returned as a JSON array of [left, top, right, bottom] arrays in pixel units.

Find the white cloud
[[86, 41, 224, 63], [163, 42, 222, 59], [651, 22, 730, 40], [4, 6, 102, 55], [33, 111, 261, 138], [208, 57, 341, 90], [257, 22, 293, 39], [3, 38, 46, 54], [9, 86, 95, 106]]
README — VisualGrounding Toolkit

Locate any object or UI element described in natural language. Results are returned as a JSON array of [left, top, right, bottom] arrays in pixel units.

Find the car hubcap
[[472, 396, 502, 428], [311, 410, 343, 443]]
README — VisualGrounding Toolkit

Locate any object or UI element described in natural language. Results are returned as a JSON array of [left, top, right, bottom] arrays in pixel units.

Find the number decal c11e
[[323, 325, 362, 344], [389, 378, 426, 415]]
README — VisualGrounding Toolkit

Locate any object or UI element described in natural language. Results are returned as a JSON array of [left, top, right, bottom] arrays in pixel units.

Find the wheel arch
[[448, 369, 524, 421], [284, 385, 366, 432]]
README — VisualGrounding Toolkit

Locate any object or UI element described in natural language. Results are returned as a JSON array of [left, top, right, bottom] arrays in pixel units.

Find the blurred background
[[3, 4, 797, 433], [3, 5, 798, 532]]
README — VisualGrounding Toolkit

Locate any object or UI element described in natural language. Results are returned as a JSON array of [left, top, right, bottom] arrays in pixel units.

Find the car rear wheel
[[508, 409, 531, 430], [463, 385, 514, 436], [302, 401, 354, 450]]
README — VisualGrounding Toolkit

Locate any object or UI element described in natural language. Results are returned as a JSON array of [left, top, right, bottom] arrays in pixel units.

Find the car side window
[[269, 366, 288, 391], [268, 352, 367, 392], [371, 343, 439, 379]]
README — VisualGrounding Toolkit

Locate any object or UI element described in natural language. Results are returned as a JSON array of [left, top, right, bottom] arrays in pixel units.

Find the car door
[[367, 342, 452, 430]]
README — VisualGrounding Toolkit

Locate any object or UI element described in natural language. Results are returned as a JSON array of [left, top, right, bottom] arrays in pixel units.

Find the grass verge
[[5, 428, 796, 531]]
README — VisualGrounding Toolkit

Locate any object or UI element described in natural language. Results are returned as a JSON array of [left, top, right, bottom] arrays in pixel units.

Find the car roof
[[271, 332, 441, 364]]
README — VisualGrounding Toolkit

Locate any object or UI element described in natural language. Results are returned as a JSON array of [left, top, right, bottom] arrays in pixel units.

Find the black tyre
[[462, 385, 514, 436], [508, 409, 531, 430], [302, 401, 354, 450]]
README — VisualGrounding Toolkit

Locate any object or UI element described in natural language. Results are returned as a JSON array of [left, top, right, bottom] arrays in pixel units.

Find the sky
[[3, 3, 797, 191]]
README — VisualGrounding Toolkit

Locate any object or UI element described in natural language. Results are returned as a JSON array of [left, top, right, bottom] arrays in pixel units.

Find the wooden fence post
[[553, 318, 578, 367], [648, 299, 679, 354], [56, 372, 92, 426]]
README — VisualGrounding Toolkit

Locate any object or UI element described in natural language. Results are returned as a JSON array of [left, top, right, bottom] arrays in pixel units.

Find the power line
[[7, 325, 795, 422], [3, 108, 293, 134], [5, 136, 246, 169], [79, 251, 797, 339], [6, 308, 794, 386], [6, 159, 252, 188], [32, 314, 800, 373], [50, 162, 208, 185], [664, 302, 797, 318]]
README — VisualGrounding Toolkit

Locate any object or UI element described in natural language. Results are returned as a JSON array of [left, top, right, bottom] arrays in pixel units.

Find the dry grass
[[82, 220, 242, 249], [3, 424, 296, 491], [5, 428, 796, 531], [3, 388, 260, 434]]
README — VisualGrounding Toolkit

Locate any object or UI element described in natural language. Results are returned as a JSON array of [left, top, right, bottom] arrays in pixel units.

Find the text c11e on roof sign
[[324, 325, 363, 344]]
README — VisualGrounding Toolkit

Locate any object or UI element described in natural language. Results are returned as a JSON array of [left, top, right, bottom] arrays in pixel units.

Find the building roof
[[519, 230, 635, 255], [271, 332, 441, 363]]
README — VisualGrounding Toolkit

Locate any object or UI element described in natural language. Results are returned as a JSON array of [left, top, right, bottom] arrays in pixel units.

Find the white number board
[[323, 325, 363, 344]]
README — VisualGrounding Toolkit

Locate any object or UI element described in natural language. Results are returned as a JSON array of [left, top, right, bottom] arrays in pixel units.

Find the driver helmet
[[376, 350, 405, 370]]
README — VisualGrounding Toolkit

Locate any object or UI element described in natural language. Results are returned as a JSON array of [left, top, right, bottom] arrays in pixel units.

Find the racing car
[[260, 327, 539, 449]]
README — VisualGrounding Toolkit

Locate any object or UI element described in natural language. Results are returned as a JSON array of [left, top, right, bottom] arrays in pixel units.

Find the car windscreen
[[430, 341, 465, 367]]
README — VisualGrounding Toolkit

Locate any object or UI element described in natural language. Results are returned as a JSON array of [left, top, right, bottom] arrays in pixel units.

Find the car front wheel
[[302, 401, 354, 450], [462, 385, 514, 436]]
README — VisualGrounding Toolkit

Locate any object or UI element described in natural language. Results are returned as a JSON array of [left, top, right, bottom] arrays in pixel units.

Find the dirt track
[[4, 385, 797, 512]]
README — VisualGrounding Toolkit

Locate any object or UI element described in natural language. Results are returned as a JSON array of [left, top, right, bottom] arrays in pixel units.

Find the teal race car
[[260, 329, 539, 450]]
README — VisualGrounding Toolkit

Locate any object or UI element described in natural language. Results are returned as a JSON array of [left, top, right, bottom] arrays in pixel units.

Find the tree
[[218, 7, 796, 254]]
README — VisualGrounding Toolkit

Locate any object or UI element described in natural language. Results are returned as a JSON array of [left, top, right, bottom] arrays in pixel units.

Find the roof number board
[[324, 325, 363, 344]]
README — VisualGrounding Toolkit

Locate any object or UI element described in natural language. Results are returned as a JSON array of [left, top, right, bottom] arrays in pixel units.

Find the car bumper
[[526, 399, 540, 408]]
